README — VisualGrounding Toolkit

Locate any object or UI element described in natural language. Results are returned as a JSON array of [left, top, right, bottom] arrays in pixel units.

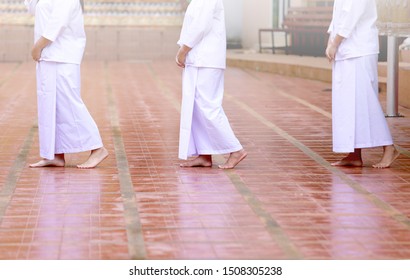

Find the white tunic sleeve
[[24, 0, 38, 15], [178, 0, 216, 48], [327, 18, 334, 34], [42, 0, 75, 42], [337, 0, 367, 38], [327, 2, 336, 34]]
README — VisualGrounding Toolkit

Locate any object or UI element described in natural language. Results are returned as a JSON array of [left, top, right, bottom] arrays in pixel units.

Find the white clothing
[[178, 0, 226, 69], [328, 0, 379, 61], [179, 66, 242, 159], [332, 55, 393, 153], [36, 61, 103, 160], [25, 0, 86, 64]]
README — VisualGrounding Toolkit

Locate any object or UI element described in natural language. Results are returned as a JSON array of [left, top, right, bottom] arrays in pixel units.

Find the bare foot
[[331, 159, 363, 167], [373, 145, 400, 169], [331, 150, 363, 167], [29, 155, 65, 168], [180, 155, 212, 168], [218, 149, 247, 169], [77, 147, 109, 169]]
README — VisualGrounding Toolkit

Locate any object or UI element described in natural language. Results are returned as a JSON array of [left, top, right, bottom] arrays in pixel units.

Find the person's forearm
[[179, 44, 192, 55], [326, 34, 345, 62], [34, 36, 52, 51], [330, 34, 344, 48], [175, 44, 192, 68], [31, 36, 52, 61]]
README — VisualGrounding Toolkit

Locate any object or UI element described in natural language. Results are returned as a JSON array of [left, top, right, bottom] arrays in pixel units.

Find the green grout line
[[148, 64, 304, 259], [395, 145, 410, 158], [223, 170, 304, 259], [147, 65, 182, 113], [0, 125, 36, 224], [226, 93, 410, 229], [104, 62, 147, 260], [276, 88, 333, 119]]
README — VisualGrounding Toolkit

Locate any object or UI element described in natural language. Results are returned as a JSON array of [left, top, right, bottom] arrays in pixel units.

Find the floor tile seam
[[3, 204, 125, 209], [136, 201, 252, 205], [241, 68, 410, 157], [142, 241, 277, 245], [134, 191, 255, 195], [0, 240, 131, 246], [137, 213, 260, 217], [226, 94, 410, 230], [7, 191, 123, 195], [1, 213, 127, 217], [0, 225, 268, 233], [105, 62, 147, 260], [0, 227, 131, 233], [148, 64, 305, 260], [265, 212, 394, 217], [0, 125, 36, 227], [261, 224, 407, 229]]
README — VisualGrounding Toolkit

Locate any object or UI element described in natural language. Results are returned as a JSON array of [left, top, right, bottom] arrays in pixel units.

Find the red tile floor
[[0, 60, 409, 260]]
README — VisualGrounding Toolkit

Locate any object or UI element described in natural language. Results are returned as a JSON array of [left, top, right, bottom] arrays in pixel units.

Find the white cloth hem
[[334, 141, 394, 153], [54, 143, 103, 155]]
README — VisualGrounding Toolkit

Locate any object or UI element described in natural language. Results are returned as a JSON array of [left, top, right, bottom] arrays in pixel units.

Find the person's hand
[[326, 43, 338, 63], [176, 47, 187, 68], [31, 45, 42, 62], [31, 37, 52, 62], [175, 45, 191, 68]]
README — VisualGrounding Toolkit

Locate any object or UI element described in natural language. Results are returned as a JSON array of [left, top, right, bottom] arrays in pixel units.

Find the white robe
[[332, 54, 393, 153], [179, 66, 242, 159], [36, 62, 103, 160], [26, 0, 103, 160], [329, 0, 393, 153], [177, 0, 242, 159]]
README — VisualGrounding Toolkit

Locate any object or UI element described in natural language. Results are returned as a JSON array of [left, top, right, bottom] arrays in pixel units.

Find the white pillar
[[386, 35, 400, 117], [223, 0, 244, 48]]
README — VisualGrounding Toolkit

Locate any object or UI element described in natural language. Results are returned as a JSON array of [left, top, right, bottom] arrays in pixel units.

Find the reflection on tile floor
[[0, 61, 409, 260]]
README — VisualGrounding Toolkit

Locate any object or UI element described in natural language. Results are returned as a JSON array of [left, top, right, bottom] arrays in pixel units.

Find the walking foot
[[77, 147, 109, 169], [331, 151, 363, 167], [29, 158, 65, 168], [331, 159, 363, 167], [373, 146, 400, 169], [180, 155, 212, 168], [218, 149, 247, 169]]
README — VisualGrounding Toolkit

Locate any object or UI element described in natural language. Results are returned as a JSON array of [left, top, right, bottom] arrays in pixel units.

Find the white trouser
[[36, 61, 103, 159], [332, 54, 393, 153], [179, 66, 242, 159]]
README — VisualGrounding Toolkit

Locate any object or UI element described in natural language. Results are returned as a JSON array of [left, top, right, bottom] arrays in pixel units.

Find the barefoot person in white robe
[[25, 0, 108, 168], [176, 0, 246, 169], [326, 0, 399, 168]]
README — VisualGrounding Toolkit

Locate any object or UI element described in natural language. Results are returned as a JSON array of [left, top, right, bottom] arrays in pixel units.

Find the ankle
[[384, 145, 395, 152], [199, 155, 212, 161], [55, 154, 65, 160]]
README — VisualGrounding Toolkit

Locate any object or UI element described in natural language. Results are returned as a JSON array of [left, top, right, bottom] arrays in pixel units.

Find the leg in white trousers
[[331, 55, 399, 168], [179, 66, 242, 159], [332, 54, 393, 153], [36, 61, 103, 160]]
